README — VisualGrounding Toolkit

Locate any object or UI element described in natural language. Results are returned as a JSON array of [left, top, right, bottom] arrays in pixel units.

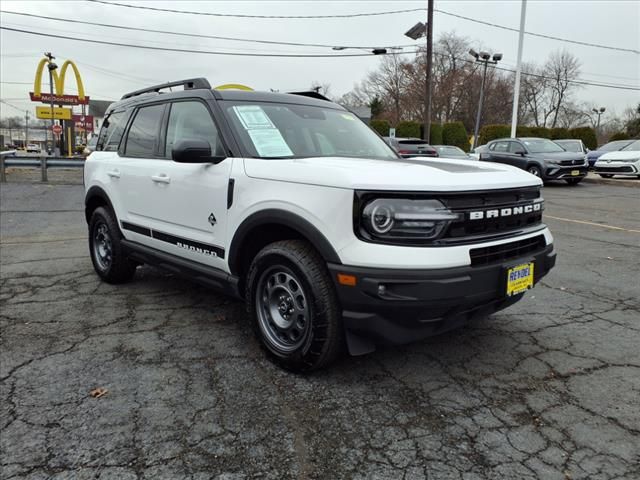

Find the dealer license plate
[[571, 170, 580, 176], [506, 262, 534, 296]]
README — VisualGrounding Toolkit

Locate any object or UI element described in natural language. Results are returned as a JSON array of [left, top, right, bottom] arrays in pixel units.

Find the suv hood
[[243, 156, 542, 191], [598, 150, 640, 161]]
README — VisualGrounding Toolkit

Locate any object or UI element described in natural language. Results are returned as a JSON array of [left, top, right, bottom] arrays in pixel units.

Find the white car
[[594, 139, 640, 178], [26, 143, 41, 153], [84, 78, 556, 371]]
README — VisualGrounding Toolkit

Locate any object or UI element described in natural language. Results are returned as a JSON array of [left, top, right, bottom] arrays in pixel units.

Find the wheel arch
[[228, 209, 341, 281], [84, 186, 116, 224]]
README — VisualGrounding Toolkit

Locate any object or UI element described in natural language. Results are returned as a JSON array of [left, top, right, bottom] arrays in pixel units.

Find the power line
[[435, 8, 639, 55], [1, 26, 637, 92], [0, 99, 26, 113], [85, 0, 639, 55], [1, 10, 413, 51], [87, 0, 424, 19], [0, 26, 421, 58]]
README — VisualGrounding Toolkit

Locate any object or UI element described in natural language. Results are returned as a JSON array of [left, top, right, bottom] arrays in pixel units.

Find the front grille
[[441, 187, 543, 241], [470, 235, 546, 266], [595, 165, 634, 173], [560, 159, 583, 166]]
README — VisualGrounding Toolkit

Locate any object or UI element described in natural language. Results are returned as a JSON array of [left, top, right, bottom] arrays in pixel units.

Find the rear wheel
[[599, 174, 614, 178], [527, 165, 542, 177], [246, 240, 342, 372], [89, 207, 137, 284]]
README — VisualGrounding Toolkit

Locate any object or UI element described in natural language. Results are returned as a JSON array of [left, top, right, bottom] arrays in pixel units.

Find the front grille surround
[[354, 187, 544, 247]]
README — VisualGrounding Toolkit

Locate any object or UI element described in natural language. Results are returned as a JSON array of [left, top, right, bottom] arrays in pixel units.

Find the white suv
[[84, 78, 556, 371]]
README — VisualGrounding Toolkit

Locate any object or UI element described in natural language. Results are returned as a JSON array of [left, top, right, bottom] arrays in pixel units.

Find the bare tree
[[543, 49, 582, 128], [365, 54, 411, 124]]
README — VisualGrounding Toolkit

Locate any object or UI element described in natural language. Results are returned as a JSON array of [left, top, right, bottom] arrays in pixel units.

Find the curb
[[582, 174, 640, 188]]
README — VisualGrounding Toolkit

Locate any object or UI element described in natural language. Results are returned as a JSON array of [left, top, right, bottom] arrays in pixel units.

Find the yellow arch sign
[[214, 83, 253, 91], [32, 57, 86, 101]]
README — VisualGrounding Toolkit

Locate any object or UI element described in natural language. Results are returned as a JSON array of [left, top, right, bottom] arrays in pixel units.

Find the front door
[[120, 100, 231, 271]]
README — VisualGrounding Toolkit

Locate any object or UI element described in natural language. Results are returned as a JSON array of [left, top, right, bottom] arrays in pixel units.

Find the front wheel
[[527, 165, 542, 177], [246, 240, 343, 372]]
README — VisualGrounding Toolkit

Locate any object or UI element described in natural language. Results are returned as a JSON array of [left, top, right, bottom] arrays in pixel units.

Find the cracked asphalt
[[1, 178, 639, 479]]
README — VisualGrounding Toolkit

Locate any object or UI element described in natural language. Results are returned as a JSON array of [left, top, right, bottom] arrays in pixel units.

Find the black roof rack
[[121, 78, 211, 100], [287, 90, 333, 102]]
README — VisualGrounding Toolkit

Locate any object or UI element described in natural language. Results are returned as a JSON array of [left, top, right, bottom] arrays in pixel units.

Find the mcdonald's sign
[[30, 57, 90, 105]]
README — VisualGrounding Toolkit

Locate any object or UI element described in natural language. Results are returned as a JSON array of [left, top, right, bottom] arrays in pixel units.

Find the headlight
[[360, 198, 460, 243]]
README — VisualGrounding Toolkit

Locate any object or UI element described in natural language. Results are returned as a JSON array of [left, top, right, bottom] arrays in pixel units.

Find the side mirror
[[514, 150, 526, 156], [172, 139, 225, 164]]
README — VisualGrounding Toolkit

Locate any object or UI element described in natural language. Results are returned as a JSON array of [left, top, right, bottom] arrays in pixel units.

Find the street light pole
[[592, 107, 605, 141], [25, 110, 29, 148], [424, 0, 434, 143], [510, 0, 527, 138], [45, 52, 58, 155], [470, 50, 502, 149]]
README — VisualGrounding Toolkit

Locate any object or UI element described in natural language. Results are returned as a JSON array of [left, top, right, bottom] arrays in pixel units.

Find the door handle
[[151, 174, 171, 184], [106, 169, 120, 178]]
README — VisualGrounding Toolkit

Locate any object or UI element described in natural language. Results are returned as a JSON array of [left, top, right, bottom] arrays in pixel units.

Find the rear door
[[120, 99, 231, 270]]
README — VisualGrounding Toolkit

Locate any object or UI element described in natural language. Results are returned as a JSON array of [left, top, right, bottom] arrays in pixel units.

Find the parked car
[[433, 145, 472, 160], [83, 136, 98, 156], [594, 139, 640, 178], [480, 137, 589, 185], [26, 143, 41, 153], [554, 139, 588, 155], [84, 78, 556, 371], [468, 144, 488, 160], [586, 139, 634, 168], [383, 137, 438, 158]]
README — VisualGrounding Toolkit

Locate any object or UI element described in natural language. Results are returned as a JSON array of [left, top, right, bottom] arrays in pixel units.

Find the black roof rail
[[287, 90, 333, 102], [121, 78, 211, 100]]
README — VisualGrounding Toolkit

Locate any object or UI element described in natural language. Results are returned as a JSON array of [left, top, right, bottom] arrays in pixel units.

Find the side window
[[96, 111, 127, 152], [508, 142, 523, 153], [124, 104, 165, 157], [493, 141, 509, 153], [165, 101, 224, 157]]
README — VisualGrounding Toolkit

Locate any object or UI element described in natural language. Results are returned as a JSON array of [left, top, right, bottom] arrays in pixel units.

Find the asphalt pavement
[[1, 179, 639, 479]]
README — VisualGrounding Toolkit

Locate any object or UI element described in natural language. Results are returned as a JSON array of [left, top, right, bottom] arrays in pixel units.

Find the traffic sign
[[72, 114, 95, 133], [36, 106, 72, 120], [52, 124, 63, 135]]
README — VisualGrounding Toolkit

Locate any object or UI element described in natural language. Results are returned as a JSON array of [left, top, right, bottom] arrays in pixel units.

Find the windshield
[[556, 140, 581, 152], [600, 140, 632, 151], [621, 139, 640, 151], [222, 101, 397, 160], [436, 146, 465, 155], [522, 138, 565, 153]]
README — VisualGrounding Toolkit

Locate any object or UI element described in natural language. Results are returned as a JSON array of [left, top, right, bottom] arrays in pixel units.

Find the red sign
[[52, 124, 63, 135], [30, 92, 90, 105], [72, 114, 95, 133]]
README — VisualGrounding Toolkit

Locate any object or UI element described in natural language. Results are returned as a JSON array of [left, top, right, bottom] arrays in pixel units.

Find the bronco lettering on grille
[[469, 202, 542, 221]]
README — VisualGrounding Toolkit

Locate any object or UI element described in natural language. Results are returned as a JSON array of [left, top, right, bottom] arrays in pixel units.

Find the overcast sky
[[1, 0, 638, 121]]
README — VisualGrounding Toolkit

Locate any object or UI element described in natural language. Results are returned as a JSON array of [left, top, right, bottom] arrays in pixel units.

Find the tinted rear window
[[96, 111, 128, 152]]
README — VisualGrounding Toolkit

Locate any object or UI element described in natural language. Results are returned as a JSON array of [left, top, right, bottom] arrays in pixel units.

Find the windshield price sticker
[[233, 105, 276, 130], [247, 129, 293, 157]]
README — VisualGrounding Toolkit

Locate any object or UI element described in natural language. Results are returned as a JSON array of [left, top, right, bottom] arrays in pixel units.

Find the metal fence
[[0, 152, 84, 182]]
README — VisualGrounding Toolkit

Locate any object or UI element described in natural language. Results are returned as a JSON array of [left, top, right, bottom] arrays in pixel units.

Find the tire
[[246, 240, 343, 372], [565, 178, 582, 185], [527, 165, 542, 177], [599, 174, 614, 178], [89, 206, 137, 284]]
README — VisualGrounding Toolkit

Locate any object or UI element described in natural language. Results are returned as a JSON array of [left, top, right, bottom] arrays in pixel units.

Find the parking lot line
[[545, 215, 640, 234]]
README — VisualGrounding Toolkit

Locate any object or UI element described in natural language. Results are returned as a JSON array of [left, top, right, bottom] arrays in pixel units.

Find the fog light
[[378, 284, 386, 296]]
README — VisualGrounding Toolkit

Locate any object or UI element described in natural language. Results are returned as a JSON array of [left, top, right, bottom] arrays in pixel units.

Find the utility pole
[[424, 0, 434, 143], [44, 52, 58, 155], [510, 0, 527, 138], [25, 110, 29, 148]]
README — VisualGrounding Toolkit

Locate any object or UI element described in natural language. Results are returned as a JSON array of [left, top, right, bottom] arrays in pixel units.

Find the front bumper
[[594, 162, 639, 176], [328, 243, 556, 347], [543, 164, 588, 180]]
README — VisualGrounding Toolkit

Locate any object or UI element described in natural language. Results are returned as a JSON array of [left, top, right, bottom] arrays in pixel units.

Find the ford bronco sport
[[84, 78, 556, 371]]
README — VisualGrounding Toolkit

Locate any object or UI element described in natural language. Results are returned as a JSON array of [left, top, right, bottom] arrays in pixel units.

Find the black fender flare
[[228, 209, 342, 275], [84, 186, 116, 224]]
